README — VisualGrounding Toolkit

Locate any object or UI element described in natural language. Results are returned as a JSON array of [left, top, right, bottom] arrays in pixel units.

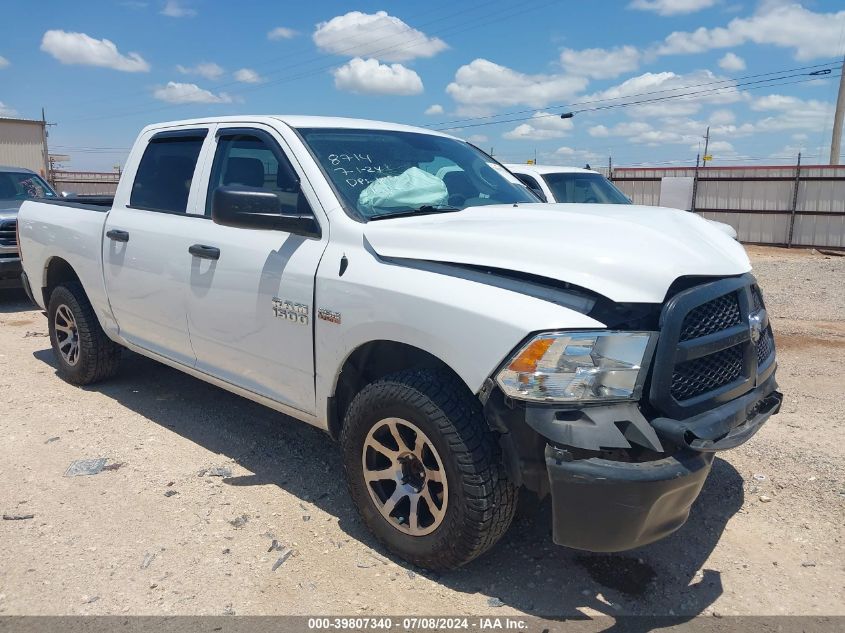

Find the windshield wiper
[[369, 205, 462, 221]]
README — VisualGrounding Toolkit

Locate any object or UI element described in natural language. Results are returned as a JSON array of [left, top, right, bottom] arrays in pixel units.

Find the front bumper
[[546, 447, 713, 551], [483, 374, 781, 552]]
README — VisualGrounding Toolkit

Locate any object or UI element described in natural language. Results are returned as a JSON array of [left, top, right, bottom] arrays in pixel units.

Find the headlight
[[496, 331, 655, 403]]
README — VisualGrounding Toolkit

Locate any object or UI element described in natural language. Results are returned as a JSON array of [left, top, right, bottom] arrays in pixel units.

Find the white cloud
[[0, 56, 9, 69], [161, 0, 195, 17], [717, 52, 746, 71], [267, 26, 297, 40], [791, 133, 808, 141], [560, 46, 641, 79], [465, 134, 488, 144], [40, 30, 150, 72], [447, 59, 588, 108], [234, 68, 263, 83], [583, 70, 744, 118], [314, 11, 447, 62], [692, 139, 735, 153], [748, 94, 831, 132], [332, 58, 423, 95], [555, 146, 579, 156], [176, 62, 224, 79], [656, 4, 845, 60], [424, 104, 444, 116], [153, 81, 232, 104], [588, 120, 703, 146], [629, 0, 718, 15], [709, 109, 735, 125], [503, 111, 574, 140], [0, 101, 17, 117]]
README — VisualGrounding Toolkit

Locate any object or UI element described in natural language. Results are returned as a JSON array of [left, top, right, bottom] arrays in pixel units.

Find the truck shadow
[[32, 346, 743, 623], [0, 288, 34, 313]]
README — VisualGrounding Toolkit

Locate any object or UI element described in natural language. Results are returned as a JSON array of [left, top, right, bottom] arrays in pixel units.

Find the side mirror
[[211, 186, 320, 238]]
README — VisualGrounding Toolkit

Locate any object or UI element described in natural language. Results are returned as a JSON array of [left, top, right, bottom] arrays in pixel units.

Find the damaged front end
[[482, 273, 782, 552]]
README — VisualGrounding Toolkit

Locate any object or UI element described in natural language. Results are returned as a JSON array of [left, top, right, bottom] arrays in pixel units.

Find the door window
[[206, 131, 303, 215], [130, 134, 205, 213], [512, 173, 547, 201]]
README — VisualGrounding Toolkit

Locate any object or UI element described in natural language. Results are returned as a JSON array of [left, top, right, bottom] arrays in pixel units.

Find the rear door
[[102, 127, 212, 366], [183, 124, 328, 415]]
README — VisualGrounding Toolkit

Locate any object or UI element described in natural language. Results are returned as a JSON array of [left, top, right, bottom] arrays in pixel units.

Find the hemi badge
[[318, 308, 341, 324]]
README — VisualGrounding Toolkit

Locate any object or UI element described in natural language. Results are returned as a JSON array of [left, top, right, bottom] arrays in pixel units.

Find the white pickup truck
[[17, 115, 781, 570]]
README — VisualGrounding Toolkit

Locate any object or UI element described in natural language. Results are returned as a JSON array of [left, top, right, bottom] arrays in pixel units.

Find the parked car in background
[[18, 116, 779, 570], [0, 166, 58, 288], [506, 163, 738, 239]]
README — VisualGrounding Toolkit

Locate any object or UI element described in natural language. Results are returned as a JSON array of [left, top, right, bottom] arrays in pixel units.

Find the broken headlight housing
[[496, 331, 655, 403]]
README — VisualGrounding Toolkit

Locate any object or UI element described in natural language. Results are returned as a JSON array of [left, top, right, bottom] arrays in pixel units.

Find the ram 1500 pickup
[[17, 116, 782, 570]]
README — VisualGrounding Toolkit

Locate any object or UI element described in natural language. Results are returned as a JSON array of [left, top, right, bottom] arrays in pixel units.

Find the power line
[[431, 64, 842, 131]]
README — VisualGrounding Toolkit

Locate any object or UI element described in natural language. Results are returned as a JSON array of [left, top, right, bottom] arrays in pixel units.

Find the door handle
[[106, 229, 129, 242], [189, 244, 220, 260]]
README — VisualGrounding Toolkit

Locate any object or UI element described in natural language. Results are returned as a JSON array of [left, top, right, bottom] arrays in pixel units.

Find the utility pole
[[608, 154, 612, 180], [691, 153, 701, 214], [702, 126, 711, 168], [41, 107, 51, 184], [830, 54, 845, 165]]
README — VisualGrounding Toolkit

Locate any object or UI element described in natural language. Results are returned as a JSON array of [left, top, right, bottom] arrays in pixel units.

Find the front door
[[184, 125, 328, 415], [103, 127, 211, 366]]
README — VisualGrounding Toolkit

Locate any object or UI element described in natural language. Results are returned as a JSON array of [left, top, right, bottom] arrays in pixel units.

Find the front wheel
[[340, 369, 516, 570]]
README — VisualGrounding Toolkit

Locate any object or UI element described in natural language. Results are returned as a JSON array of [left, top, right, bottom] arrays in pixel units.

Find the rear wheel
[[340, 369, 516, 570], [47, 282, 121, 385]]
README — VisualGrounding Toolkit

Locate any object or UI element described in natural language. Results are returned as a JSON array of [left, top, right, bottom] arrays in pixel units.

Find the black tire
[[340, 369, 517, 570], [47, 282, 121, 385]]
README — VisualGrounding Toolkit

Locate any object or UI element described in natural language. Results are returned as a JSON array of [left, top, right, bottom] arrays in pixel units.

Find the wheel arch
[[327, 340, 471, 441], [41, 256, 82, 307]]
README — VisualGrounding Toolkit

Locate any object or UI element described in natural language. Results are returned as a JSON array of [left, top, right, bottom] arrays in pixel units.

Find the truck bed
[[17, 199, 113, 329]]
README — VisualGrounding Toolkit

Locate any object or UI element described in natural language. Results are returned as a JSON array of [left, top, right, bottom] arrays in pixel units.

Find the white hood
[[364, 203, 751, 303]]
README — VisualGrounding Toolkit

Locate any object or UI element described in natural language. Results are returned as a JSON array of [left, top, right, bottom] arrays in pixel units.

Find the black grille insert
[[756, 325, 774, 366], [0, 220, 17, 247], [671, 343, 744, 401], [679, 292, 741, 341]]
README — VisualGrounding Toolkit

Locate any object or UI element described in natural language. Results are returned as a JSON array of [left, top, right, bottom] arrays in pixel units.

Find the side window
[[513, 173, 547, 202], [206, 131, 304, 216], [130, 134, 204, 213], [514, 173, 540, 190]]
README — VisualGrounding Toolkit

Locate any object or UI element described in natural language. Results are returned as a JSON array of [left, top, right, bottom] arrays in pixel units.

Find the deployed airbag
[[358, 167, 448, 215]]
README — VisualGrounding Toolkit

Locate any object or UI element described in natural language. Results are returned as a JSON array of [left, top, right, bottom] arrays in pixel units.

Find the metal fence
[[52, 170, 120, 196], [610, 164, 845, 249]]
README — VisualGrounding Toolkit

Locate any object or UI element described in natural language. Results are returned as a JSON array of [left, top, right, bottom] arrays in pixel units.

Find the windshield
[[542, 172, 630, 205], [0, 171, 56, 201], [297, 128, 534, 220]]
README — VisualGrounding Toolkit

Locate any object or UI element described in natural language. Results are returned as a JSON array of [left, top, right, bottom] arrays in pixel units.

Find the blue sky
[[1, 0, 843, 171]]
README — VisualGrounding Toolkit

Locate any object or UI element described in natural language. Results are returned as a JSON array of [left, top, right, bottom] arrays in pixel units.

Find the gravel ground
[[0, 245, 842, 618]]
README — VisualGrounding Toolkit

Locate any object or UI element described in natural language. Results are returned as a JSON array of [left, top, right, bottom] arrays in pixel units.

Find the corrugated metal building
[[0, 116, 49, 177]]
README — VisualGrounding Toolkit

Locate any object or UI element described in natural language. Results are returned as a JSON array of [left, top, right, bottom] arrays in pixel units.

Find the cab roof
[[142, 115, 459, 139], [503, 163, 598, 175]]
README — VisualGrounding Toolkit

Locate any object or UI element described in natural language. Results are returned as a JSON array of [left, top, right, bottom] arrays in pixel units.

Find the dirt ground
[[0, 245, 842, 618]]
